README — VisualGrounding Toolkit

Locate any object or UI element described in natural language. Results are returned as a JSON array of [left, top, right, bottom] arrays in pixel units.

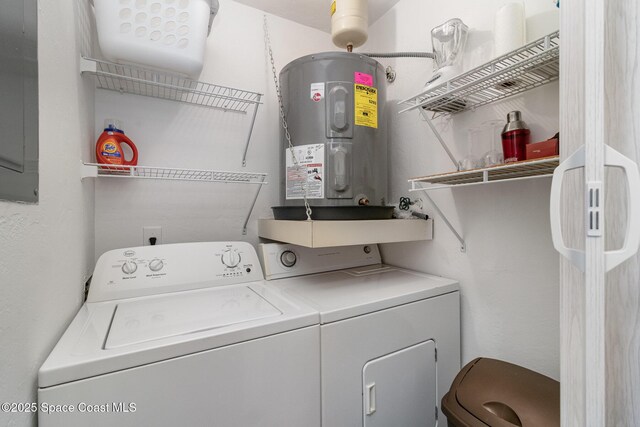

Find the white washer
[[259, 243, 460, 427], [38, 242, 320, 427]]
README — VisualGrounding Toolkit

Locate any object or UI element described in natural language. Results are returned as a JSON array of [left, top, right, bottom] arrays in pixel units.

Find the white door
[[362, 340, 437, 427], [554, 0, 640, 425]]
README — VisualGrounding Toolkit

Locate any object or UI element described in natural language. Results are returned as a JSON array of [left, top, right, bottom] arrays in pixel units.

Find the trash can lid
[[443, 358, 559, 427]]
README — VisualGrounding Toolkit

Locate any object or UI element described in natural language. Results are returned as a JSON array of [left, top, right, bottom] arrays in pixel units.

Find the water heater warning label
[[310, 82, 325, 102], [354, 84, 378, 128], [285, 144, 325, 200]]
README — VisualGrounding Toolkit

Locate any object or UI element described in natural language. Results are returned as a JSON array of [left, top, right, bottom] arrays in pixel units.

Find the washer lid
[[38, 283, 318, 388], [106, 286, 281, 349]]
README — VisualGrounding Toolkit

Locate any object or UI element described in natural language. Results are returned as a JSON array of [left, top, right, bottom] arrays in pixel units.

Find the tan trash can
[[441, 358, 560, 427]]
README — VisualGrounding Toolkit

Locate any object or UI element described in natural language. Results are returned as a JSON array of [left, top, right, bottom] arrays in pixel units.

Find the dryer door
[[362, 340, 437, 427]]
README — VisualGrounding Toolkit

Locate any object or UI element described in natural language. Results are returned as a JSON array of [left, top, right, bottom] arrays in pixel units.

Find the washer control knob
[[121, 261, 138, 275], [280, 250, 297, 268], [148, 259, 164, 272], [221, 250, 241, 268]]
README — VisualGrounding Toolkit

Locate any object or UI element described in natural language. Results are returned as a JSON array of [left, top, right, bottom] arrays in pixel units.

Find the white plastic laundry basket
[[93, 0, 218, 78]]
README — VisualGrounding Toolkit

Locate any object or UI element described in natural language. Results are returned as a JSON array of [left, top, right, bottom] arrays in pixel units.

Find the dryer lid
[[106, 286, 282, 349]]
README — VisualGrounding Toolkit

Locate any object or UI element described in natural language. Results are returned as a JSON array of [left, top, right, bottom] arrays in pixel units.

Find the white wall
[[0, 1, 95, 426], [361, 0, 561, 379], [93, 0, 335, 258]]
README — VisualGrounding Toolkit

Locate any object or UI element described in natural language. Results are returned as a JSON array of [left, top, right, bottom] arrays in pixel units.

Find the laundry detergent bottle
[[95, 119, 138, 166]]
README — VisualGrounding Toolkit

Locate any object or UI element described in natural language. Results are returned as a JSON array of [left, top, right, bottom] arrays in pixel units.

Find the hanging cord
[[360, 52, 435, 59], [263, 16, 312, 221]]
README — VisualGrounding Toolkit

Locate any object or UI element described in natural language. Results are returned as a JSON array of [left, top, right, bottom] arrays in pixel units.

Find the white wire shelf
[[81, 163, 268, 184], [409, 156, 559, 191], [81, 163, 267, 234], [399, 31, 560, 115], [81, 57, 263, 114]]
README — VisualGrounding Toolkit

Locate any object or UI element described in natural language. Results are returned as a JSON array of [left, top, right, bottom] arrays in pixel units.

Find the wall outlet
[[143, 226, 162, 246]]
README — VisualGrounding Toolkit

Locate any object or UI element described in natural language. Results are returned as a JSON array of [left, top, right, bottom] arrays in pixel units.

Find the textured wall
[[0, 1, 96, 426], [362, 0, 561, 379]]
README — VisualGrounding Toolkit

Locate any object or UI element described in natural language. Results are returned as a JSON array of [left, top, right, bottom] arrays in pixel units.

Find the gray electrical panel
[[0, 0, 39, 203]]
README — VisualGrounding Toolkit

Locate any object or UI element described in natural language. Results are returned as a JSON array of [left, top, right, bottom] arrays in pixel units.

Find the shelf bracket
[[242, 174, 267, 235], [80, 57, 97, 74], [419, 108, 459, 169], [411, 182, 466, 252], [81, 161, 97, 179], [242, 94, 262, 167]]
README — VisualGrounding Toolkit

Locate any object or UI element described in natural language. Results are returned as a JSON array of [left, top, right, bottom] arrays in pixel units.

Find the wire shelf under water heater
[[399, 31, 560, 115]]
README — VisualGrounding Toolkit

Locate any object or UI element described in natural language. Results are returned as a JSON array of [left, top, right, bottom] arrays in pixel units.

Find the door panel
[[560, 0, 640, 424], [603, 0, 640, 423], [559, 0, 587, 421], [363, 340, 436, 427]]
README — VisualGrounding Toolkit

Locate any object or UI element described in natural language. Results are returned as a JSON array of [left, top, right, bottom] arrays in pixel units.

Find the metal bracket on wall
[[412, 109, 465, 251], [242, 174, 267, 235], [419, 108, 459, 169], [410, 183, 466, 252], [242, 94, 262, 167]]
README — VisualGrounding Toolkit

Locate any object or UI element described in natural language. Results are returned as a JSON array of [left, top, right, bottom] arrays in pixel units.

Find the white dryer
[[259, 243, 460, 427], [38, 242, 320, 427]]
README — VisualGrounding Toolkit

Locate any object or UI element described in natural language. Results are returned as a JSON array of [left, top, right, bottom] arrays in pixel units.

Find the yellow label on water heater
[[330, 1, 336, 16], [354, 84, 378, 128]]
